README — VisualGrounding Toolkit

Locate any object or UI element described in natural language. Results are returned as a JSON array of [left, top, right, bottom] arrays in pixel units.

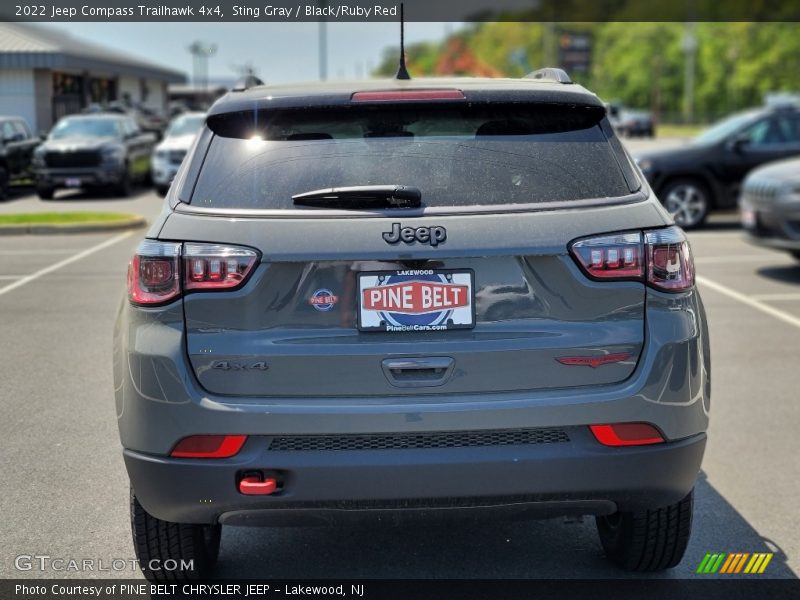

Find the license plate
[[64, 178, 81, 188], [741, 208, 757, 229], [357, 269, 475, 332]]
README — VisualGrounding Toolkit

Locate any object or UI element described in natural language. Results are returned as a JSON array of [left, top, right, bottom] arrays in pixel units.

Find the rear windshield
[[190, 104, 635, 210]]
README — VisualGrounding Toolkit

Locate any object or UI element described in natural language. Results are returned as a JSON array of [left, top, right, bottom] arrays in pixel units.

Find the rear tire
[[115, 171, 132, 197], [596, 488, 693, 572], [36, 185, 55, 200], [130, 488, 221, 582], [0, 166, 8, 200]]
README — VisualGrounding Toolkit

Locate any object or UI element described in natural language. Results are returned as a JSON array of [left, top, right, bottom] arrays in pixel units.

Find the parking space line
[[0, 231, 134, 298], [0, 250, 77, 255], [695, 254, 789, 264], [696, 275, 800, 330], [750, 293, 800, 302]]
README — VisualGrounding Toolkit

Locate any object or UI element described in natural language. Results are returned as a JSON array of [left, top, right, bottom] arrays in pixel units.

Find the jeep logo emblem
[[382, 223, 447, 247]]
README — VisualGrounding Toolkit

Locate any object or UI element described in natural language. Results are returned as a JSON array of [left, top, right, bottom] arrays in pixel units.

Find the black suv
[[33, 114, 156, 199], [636, 104, 800, 228], [0, 116, 40, 199]]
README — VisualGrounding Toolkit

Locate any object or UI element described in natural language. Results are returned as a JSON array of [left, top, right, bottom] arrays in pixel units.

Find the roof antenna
[[394, 3, 410, 80]]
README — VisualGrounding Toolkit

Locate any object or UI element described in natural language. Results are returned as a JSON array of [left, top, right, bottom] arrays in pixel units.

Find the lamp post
[[188, 41, 218, 95], [682, 22, 697, 124]]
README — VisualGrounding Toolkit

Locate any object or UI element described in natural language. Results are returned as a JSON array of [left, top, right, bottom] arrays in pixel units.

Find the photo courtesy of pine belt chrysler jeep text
[[114, 68, 710, 580]]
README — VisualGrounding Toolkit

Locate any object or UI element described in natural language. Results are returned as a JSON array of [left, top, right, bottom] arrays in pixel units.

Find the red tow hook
[[239, 475, 277, 495]]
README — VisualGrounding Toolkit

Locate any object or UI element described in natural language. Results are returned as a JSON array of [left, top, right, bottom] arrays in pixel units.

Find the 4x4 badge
[[211, 361, 269, 371], [382, 223, 447, 247]]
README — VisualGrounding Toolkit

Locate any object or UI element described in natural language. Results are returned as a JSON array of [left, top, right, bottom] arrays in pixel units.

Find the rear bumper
[[744, 232, 800, 252], [741, 199, 800, 251], [125, 430, 706, 525], [151, 159, 179, 185]]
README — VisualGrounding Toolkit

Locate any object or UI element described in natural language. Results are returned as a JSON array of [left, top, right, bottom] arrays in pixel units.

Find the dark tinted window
[[742, 113, 800, 146], [12, 120, 30, 139], [50, 118, 121, 139], [0, 121, 16, 140], [191, 104, 634, 210]]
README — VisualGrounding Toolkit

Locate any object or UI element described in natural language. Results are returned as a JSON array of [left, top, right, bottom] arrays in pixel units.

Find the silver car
[[150, 111, 206, 196], [741, 157, 800, 259], [114, 70, 710, 580]]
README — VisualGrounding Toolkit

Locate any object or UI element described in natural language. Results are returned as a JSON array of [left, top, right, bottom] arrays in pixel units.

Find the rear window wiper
[[292, 185, 421, 209]]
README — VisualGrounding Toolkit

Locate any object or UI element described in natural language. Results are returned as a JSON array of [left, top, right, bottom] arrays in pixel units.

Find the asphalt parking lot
[[1, 140, 799, 580]]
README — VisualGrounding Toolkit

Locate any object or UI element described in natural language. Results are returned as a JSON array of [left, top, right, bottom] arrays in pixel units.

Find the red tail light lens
[[127, 241, 181, 306], [351, 89, 465, 102], [644, 228, 695, 292], [569, 226, 694, 292], [570, 232, 643, 280], [590, 423, 664, 446], [127, 241, 258, 306], [171, 435, 247, 458], [183, 243, 258, 291]]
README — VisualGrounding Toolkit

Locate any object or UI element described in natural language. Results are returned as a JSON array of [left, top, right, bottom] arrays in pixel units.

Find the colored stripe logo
[[696, 553, 773, 574]]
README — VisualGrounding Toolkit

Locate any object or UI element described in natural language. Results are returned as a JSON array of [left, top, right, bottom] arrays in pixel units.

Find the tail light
[[183, 243, 259, 291], [643, 228, 695, 291], [127, 241, 258, 306], [570, 226, 694, 292], [127, 241, 181, 305], [351, 89, 465, 102]]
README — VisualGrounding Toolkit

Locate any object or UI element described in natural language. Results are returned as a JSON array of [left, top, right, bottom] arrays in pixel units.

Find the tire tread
[[596, 489, 693, 572], [130, 488, 220, 582]]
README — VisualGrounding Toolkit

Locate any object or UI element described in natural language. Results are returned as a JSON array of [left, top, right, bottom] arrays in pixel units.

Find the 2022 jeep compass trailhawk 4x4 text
[[114, 69, 710, 580]]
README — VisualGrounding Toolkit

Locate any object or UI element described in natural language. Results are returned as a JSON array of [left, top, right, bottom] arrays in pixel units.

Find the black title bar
[[5, 579, 800, 600], [2, 0, 800, 22]]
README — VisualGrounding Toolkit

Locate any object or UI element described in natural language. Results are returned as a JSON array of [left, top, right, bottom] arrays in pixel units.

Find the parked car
[[635, 104, 800, 228], [604, 101, 623, 132], [151, 112, 205, 196], [0, 116, 40, 199], [740, 156, 800, 260], [117, 70, 709, 580], [87, 102, 168, 140], [133, 105, 168, 140], [618, 109, 655, 138], [33, 114, 156, 198]]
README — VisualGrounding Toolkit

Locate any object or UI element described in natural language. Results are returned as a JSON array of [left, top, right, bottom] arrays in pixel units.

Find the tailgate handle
[[381, 357, 455, 388]]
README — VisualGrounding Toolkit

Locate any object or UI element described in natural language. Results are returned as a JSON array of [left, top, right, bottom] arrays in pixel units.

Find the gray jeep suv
[[114, 70, 710, 580]]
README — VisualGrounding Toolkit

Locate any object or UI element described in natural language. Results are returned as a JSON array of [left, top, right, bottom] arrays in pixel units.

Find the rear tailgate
[[164, 203, 667, 398], [165, 93, 666, 398]]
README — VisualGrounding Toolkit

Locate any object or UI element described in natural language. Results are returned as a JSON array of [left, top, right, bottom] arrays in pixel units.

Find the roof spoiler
[[524, 68, 573, 84]]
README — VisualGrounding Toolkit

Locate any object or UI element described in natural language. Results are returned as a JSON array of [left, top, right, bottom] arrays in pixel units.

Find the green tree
[[373, 22, 800, 124]]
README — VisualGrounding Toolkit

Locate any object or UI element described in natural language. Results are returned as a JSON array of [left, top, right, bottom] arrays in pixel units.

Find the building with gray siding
[[0, 23, 185, 132]]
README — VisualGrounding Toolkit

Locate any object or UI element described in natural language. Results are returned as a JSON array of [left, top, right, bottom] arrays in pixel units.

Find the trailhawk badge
[[357, 269, 474, 332]]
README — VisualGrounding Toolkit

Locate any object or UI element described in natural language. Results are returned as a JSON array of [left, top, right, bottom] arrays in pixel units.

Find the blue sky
[[42, 22, 459, 84]]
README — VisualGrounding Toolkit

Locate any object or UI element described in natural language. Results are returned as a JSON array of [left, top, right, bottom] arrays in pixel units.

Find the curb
[[0, 216, 147, 236]]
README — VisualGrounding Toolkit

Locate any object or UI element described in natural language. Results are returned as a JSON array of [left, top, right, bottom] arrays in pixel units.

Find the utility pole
[[542, 22, 556, 66], [682, 22, 697, 124], [318, 0, 328, 80]]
